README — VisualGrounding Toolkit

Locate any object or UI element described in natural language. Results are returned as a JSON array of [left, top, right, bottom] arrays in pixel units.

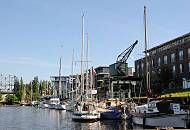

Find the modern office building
[[135, 32, 190, 95], [95, 66, 110, 100], [0, 74, 17, 93], [50, 76, 69, 99], [94, 65, 137, 99]]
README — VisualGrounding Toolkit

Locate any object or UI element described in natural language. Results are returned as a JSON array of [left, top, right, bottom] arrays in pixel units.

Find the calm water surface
[[0, 106, 140, 130]]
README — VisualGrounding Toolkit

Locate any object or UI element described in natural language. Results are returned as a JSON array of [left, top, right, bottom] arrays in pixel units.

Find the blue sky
[[0, 0, 190, 83]]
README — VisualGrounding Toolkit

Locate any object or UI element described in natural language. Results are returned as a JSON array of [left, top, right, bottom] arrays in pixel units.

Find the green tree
[[15, 77, 24, 101], [41, 80, 47, 96], [39, 81, 42, 96], [29, 82, 33, 101], [25, 83, 32, 103], [33, 76, 39, 93], [32, 76, 40, 101], [33, 93, 40, 101], [13, 77, 19, 93], [5, 94, 18, 104], [48, 81, 53, 95]]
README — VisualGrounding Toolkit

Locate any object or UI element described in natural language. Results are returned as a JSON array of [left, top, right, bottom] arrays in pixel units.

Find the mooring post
[[187, 110, 190, 128], [143, 111, 146, 128]]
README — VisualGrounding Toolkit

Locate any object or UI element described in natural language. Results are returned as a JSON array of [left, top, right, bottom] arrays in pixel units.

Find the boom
[[117, 40, 138, 63], [116, 40, 138, 75]]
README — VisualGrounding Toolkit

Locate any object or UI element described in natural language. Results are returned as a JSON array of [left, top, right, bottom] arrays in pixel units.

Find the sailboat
[[66, 50, 77, 111], [48, 57, 66, 110], [55, 57, 66, 110], [39, 82, 49, 108], [72, 14, 100, 121], [131, 6, 190, 128]]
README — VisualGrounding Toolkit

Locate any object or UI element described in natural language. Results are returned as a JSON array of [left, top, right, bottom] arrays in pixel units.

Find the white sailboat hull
[[48, 98, 60, 109], [39, 103, 49, 109], [72, 114, 100, 120], [72, 110, 100, 121], [132, 113, 188, 128], [48, 104, 57, 109], [56, 104, 66, 110], [72, 104, 100, 121]]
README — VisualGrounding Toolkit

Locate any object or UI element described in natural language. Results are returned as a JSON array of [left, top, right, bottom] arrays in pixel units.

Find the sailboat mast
[[71, 49, 74, 101], [86, 33, 89, 98], [90, 67, 93, 99], [59, 57, 62, 98], [81, 14, 85, 99], [144, 6, 150, 96]]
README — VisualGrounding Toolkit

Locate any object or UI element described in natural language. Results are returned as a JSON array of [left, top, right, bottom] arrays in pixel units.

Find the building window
[[164, 55, 167, 64], [137, 64, 139, 70], [188, 48, 190, 60], [152, 59, 154, 68], [172, 65, 175, 74], [180, 64, 183, 73], [179, 50, 183, 60], [141, 63, 144, 71], [171, 53, 175, 62], [158, 57, 161, 66]]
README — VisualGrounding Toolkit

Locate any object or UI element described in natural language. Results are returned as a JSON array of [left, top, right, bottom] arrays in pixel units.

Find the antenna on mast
[[59, 45, 63, 98]]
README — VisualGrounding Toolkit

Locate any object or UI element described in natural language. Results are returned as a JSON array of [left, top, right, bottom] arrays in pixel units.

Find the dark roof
[[95, 66, 109, 69], [147, 32, 190, 52]]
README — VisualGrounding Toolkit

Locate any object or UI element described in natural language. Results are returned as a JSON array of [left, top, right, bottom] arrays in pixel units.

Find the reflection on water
[[0, 106, 139, 130]]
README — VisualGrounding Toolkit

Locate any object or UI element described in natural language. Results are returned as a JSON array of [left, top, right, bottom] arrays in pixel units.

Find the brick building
[[135, 32, 190, 95]]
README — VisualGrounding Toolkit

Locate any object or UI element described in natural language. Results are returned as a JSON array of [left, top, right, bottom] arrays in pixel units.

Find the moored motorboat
[[72, 102, 100, 121], [39, 97, 50, 108], [131, 99, 190, 128], [48, 98, 60, 109], [39, 101, 49, 108], [100, 106, 122, 120], [100, 105, 130, 120]]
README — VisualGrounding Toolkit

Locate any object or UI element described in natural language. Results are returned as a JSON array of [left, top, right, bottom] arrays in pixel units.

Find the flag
[[92, 67, 96, 76]]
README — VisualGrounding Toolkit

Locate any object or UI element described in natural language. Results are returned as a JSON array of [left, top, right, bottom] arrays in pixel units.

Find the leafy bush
[[5, 94, 18, 104], [0, 93, 2, 101]]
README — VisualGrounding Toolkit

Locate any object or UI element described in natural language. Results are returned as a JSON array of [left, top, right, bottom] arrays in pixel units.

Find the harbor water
[[0, 106, 140, 130]]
